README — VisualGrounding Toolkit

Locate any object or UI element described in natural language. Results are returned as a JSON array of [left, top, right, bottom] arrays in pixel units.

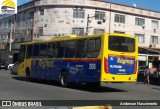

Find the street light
[[86, 14, 106, 35]]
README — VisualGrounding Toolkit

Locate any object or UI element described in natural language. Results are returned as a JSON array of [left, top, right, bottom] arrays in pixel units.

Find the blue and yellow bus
[[18, 33, 138, 87]]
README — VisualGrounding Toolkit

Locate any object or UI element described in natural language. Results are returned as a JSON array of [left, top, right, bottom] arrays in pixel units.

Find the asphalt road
[[0, 70, 160, 109]]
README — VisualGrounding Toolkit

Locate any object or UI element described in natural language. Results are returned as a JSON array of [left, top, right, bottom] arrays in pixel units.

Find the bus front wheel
[[60, 71, 68, 87]]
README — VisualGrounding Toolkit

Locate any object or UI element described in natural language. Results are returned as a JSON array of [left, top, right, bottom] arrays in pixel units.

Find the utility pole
[[86, 14, 95, 35], [9, 24, 13, 51], [86, 14, 106, 35], [86, 14, 90, 35]]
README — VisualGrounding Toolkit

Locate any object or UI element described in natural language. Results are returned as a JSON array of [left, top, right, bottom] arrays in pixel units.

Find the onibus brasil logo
[[0, 0, 17, 14]]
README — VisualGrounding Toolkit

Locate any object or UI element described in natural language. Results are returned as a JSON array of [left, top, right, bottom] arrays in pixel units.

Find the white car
[[10, 62, 18, 75], [8, 63, 14, 70]]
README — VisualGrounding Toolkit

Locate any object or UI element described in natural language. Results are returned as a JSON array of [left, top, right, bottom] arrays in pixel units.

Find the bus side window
[[18, 45, 26, 63], [65, 40, 76, 58], [26, 45, 33, 58], [33, 44, 40, 58], [96, 38, 101, 51], [47, 43, 55, 58], [87, 38, 101, 58], [39, 43, 47, 58], [55, 41, 65, 58], [76, 39, 87, 58]]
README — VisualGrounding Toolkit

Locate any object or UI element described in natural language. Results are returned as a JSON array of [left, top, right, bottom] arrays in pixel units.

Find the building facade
[[0, 0, 160, 67]]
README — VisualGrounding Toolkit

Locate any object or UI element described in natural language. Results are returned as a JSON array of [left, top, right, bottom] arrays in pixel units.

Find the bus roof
[[22, 33, 135, 45], [22, 34, 103, 45]]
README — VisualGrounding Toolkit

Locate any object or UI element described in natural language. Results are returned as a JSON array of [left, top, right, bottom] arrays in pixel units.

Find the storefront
[[139, 47, 160, 68]]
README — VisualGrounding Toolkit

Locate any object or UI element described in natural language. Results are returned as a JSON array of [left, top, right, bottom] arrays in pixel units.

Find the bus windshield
[[108, 36, 135, 52]]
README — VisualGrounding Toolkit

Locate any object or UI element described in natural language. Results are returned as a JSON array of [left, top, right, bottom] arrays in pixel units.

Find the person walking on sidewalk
[[144, 66, 150, 84]]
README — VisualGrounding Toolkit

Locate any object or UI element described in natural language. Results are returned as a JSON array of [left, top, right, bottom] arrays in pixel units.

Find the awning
[[139, 47, 160, 54]]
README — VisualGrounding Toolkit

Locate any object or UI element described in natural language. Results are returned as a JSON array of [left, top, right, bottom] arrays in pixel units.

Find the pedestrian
[[144, 66, 150, 84], [155, 66, 160, 82]]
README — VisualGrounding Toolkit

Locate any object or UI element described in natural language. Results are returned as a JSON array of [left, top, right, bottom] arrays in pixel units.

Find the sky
[[18, 0, 32, 6], [18, 0, 160, 12], [107, 0, 160, 11]]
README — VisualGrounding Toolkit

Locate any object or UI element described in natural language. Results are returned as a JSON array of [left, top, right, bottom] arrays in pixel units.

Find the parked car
[[0, 60, 8, 70], [10, 62, 18, 75], [8, 63, 14, 70], [149, 68, 159, 81]]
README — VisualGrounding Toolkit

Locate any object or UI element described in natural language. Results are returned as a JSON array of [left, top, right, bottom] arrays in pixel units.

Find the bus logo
[[2, 101, 11, 106], [0, 0, 17, 14], [117, 58, 134, 65], [110, 57, 114, 61]]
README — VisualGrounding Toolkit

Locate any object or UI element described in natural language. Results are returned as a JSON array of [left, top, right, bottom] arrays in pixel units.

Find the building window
[[151, 36, 158, 44], [23, 13, 26, 21], [29, 12, 34, 19], [38, 27, 43, 36], [94, 29, 105, 34], [72, 28, 84, 36], [95, 11, 105, 20], [114, 14, 125, 23], [73, 9, 85, 19], [135, 18, 145, 26], [8, 19, 11, 27], [39, 8, 44, 15], [27, 29, 33, 35], [152, 20, 159, 29], [3, 35, 6, 40], [135, 34, 145, 43], [16, 15, 20, 25], [12, 18, 14, 24]]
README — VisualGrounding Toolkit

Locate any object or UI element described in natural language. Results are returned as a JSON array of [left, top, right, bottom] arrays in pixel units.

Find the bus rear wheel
[[60, 71, 68, 87]]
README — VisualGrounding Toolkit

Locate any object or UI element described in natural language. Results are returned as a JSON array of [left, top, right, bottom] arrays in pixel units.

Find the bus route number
[[89, 63, 96, 70]]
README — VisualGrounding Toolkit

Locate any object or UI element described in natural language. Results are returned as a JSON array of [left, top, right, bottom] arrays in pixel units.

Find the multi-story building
[[0, 0, 160, 67]]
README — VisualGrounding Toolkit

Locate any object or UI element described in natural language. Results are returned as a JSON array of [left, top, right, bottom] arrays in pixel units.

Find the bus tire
[[60, 71, 68, 87], [26, 68, 30, 81]]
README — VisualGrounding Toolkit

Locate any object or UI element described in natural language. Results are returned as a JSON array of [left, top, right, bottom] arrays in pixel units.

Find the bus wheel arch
[[59, 70, 68, 87], [25, 67, 31, 81]]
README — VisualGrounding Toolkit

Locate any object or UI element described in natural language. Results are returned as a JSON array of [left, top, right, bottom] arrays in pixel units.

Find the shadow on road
[[67, 85, 127, 93], [12, 76, 27, 81], [12, 76, 126, 93], [152, 88, 160, 90]]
